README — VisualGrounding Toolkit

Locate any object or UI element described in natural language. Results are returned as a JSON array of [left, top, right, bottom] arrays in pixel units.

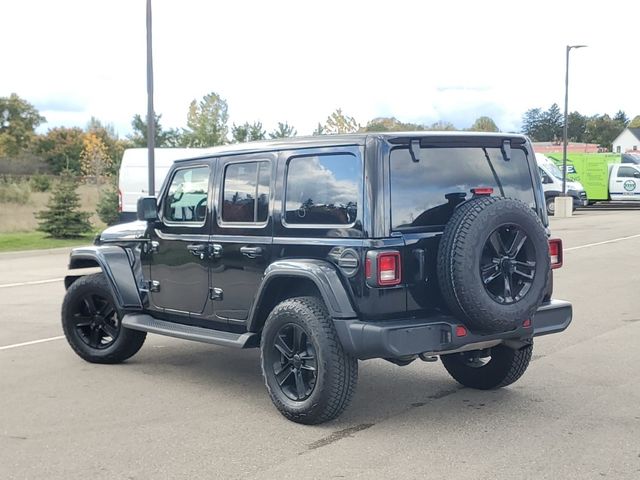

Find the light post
[[146, 0, 155, 196], [561, 44, 587, 196]]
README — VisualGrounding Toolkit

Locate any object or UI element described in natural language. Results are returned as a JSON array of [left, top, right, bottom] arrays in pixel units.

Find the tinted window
[[618, 166, 639, 178], [222, 161, 270, 223], [163, 166, 209, 223], [285, 153, 360, 225], [390, 147, 535, 230]]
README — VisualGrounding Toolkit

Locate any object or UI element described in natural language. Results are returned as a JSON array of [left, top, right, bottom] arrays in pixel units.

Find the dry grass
[[0, 184, 107, 233]]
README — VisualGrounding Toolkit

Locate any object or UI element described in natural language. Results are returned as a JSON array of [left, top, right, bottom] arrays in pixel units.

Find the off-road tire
[[62, 273, 146, 364], [260, 296, 358, 425], [441, 342, 533, 389], [437, 196, 550, 333]]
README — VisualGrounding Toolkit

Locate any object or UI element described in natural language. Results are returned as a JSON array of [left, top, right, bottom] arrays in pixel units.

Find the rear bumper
[[334, 299, 572, 360]]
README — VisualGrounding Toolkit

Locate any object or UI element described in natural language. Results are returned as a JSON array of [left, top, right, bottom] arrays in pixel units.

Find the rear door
[[210, 153, 275, 326], [609, 165, 640, 201], [388, 139, 539, 316]]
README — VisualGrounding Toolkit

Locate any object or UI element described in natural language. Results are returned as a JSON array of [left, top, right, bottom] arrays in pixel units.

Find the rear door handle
[[240, 246, 263, 258]]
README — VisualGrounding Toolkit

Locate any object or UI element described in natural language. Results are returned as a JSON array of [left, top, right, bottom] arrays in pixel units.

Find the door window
[[163, 166, 210, 224], [618, 166, 640, 178], [221, 161, 271, 224]]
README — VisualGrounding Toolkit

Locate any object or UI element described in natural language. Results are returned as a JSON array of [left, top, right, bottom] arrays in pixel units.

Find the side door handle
[[187, 244, 207, 259], [240, 246, 263, 258]]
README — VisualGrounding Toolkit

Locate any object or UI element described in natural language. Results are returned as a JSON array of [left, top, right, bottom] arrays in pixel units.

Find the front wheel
[[440, 342, 533, 390], [62, 273, 146, 364], [546, 197, 556, 216], [260, 296, 358, 424]]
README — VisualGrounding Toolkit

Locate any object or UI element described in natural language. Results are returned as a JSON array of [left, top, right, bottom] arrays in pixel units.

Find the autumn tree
[[322, 109, 359, 134], [86, 117, 128, 175], [362, 117, 425, 132], [469, 116, 499, 132], [231, 121, 266, 143], [37, 127, 85, 173], [269, 121, 297, 139], [182, 92, 229, 147], [628, 115, 640, 129], [80, 132, 111, 186], [0, 93, 46, 156]]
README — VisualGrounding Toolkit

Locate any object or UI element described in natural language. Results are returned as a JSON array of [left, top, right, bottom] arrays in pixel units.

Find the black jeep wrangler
[[62, 132, 572, 424]]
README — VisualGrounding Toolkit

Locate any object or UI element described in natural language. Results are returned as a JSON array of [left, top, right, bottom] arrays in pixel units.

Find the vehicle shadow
[[124, 339, 533, 431]]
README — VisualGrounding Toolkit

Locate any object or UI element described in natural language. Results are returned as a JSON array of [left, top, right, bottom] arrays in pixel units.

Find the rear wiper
[[482, 148, 505, 197]]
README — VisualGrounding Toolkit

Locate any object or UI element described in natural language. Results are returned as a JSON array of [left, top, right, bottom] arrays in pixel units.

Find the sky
[[2, 0, 639, 138]]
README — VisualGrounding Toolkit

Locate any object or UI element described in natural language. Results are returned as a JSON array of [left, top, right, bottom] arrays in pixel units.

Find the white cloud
[[2, 0, 638, 137]]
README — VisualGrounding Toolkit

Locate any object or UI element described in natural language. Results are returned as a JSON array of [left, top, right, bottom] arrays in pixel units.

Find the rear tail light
[[549, 238, 563, 269], [378, 252, 401, 285], [117, 188, 123, 213], [455, 325, 467, 337], [471, 187, 494, 196], [365, 250, 402, 287]]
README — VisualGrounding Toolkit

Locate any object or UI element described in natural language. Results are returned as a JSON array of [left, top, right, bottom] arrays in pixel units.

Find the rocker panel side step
[[122, 314, 258, 348]]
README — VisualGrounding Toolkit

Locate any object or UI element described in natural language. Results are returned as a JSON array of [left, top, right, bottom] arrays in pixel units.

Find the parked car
[[62, 133, 572, 424], [536, 153, 588, 215]]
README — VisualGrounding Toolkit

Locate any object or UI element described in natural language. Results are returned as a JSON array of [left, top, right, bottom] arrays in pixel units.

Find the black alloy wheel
[[71, 292, 120, 349], [270, 323, 318, 401], [480, 224, 537, 305]]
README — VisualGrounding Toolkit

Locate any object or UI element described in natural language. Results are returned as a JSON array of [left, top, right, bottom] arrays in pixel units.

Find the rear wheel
[[62, 273, 146, 364], [260, 296, 358, 424], [440, 342, 533, 389]]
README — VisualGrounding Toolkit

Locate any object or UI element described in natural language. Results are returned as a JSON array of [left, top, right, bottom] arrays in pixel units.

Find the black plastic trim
[[334, 299, 572, 360], [67, 246, 143, 310], [246, 259, 358, 332]]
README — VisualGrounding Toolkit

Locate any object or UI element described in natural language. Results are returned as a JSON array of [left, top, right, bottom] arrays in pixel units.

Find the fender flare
[[246, 259, 357, 332], [66, 246, 143, 311]]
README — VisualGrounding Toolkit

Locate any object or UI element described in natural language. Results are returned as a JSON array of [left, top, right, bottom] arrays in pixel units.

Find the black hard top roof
[[175, 131, 529, 162]]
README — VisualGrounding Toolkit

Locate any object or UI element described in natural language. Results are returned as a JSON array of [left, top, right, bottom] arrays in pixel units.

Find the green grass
[[0, 231, 96, 252]]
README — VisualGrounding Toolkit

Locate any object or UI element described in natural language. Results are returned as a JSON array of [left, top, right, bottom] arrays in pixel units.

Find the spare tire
[[437, 196, 550, 333]]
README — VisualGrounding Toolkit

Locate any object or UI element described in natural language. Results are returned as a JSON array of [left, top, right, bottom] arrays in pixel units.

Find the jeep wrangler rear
[[61, 132, 572, 424]]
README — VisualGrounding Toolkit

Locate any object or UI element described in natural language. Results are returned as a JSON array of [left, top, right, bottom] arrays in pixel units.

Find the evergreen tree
[[36, 171, 92, 238]]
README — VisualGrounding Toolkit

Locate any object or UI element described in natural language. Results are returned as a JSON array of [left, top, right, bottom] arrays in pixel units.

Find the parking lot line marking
[[565, 233, 640, 252], [0, 278, 63, 288], [0, 336, 65, 351]]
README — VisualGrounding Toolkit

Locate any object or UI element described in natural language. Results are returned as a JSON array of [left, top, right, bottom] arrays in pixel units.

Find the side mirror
[[137, 196, 159, 222]]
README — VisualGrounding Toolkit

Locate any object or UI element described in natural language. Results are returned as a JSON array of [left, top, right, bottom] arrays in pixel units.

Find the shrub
[[97, 186, 119, 226], [30, 174, 52, 192], [36, 171, 92, 238], [0, 182, 31, 204]]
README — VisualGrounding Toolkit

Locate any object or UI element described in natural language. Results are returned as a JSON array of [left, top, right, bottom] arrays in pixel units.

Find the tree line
[[2, 91, 638, 177], [521, 104, 639, 148]]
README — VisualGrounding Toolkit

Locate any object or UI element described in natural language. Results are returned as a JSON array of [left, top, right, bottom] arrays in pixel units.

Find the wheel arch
[[65, 246, 143, 311], [246, 259, 358, 333]]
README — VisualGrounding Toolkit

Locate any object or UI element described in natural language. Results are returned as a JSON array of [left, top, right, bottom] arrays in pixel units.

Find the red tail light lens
[[117, 188, 123, 213], [365, 258, 372, 279], [377, 252, 401, 286], [455, 325, 467, 337], [549, 238, 563, 269], [471, 187, 494, 196]]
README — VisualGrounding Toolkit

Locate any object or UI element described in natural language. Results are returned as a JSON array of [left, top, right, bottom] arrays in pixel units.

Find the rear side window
[[390, 147, 535, 230], [163, 166, 209, 223], [617, 166, 640, 178], [284, 153, 360, 225], [222, 161, 270, 223]]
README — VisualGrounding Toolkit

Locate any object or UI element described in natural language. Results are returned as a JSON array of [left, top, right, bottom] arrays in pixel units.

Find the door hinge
[[209, 287, 223, 301]]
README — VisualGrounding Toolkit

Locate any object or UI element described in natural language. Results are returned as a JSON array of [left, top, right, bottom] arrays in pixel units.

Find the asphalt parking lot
[[1, 209, 639, 480]]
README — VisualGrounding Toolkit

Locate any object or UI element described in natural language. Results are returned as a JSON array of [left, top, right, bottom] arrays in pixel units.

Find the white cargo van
[[535, 153, 588, 215], [117, 148, 214, 222]]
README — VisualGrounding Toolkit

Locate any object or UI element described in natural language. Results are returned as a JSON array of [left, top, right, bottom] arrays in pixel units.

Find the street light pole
[[562, 44, 587, 196], [146, 0, 155, 196]]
